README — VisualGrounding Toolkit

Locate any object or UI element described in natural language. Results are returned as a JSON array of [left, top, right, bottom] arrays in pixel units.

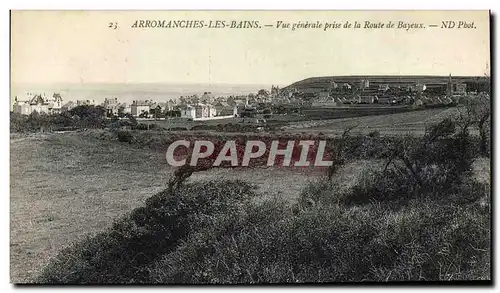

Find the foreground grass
[[10, 132, 326, 282], [37, 175, 490, 283], [14, 116, 492, 283], [35, 119, 491, 284]]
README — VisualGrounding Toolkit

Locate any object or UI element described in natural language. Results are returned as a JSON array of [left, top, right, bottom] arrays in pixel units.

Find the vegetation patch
[[37, 118, 490, 283]]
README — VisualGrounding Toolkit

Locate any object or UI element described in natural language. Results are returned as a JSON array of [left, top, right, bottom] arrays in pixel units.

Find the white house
[[131, 100, 151, 116], [13, 93, 64, 115], [61, 101, 76, 112], [195, 103, 216, 118], [12, 100, 31, 115], [102, 97, 119, 116], [50, 93, 63, 113], [180, 103, 217, 119], [180, 105, 196, 119], [214, 102, 238, 116]]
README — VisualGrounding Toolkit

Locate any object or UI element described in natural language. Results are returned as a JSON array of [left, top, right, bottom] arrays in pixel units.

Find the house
[[103, 97, 119, 116], [342, 83, 352, 90], [13, 92, 65, 115], [214, 102, 237, 116], [329, 81, 339, 90], [166, 99, 176, 111], [131, 100, 151, 117], [270, 85, 280, 98], [180, 103, 217, 119], [413, 98, 424, 108], [150, 102, 169, 112], [454, 83, 467, 95], [408, 83, 427, 93], [316, 92, 331, 100], [232, 98, 248, 108], [194, 103, 216, 118], [28, 94, 50, 114], [312, 92, 337, 107], [359, 79, 370, 90], [12, 99, 31, 115], [61, 101, 76, 112], [416, 83, 427, 92], [200, 92, 214, 104], [180, 105, 196, 119], [378, 84, 390, 92], [118, 103, 131, 115], [50, 93, 63, 113], [359, 95, 375, 104]]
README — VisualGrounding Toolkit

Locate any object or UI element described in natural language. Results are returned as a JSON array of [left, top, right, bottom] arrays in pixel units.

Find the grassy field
[[141, 107, 462, 137], [11, 104, 491, 282], [140, 117, 242, 129], [286, 107, 465, 136], [11, 131, 365, 282], [10, 127, 490, 282]]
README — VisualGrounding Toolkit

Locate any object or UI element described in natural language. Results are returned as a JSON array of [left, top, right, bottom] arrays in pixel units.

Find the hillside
[[282, 75, 489, 93]]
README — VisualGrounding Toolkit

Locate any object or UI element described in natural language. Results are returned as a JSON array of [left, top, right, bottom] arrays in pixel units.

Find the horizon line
[[12, 74, 490, 84]]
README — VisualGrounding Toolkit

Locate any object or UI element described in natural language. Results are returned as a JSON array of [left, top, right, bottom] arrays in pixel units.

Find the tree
[[468, 94, 490, 155], [150, 105, 163, 120], [69, 105, 106, 128], [326, 125, 357, 180], [27, 111, 51, 132], [118, 107, 126, 118], [10, 112, 28, 133], [382, 118, 474, 191], [455, 90, 490, 156], [125, 113, 138, 127], [258, 89, 270, 97]]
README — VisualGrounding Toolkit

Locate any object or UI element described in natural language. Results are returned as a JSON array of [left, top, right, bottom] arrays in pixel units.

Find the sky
[[11, 10, 490, 86]]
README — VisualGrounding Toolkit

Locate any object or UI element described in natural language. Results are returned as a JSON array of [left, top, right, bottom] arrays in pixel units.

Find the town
[[11, 74, 490, 123]]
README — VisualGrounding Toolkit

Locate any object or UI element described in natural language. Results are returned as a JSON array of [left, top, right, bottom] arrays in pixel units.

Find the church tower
[[447, 73, 453, 98]]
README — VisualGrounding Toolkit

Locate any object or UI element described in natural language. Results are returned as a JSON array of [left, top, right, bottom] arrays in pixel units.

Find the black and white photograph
[[9, 10, 491, 284]]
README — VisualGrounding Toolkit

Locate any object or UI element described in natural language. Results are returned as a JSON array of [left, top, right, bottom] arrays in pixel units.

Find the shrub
[[133, 123, 163, 131], [147, 195, 490, 283], [368, 130, 380, 138], [191, 124, 216, 131], [37, 180, 258, 284], [36, 118, 490, 284], [117, 130, 134, 143], [169, 127, 188, 131], [10, 112, 28, 133], [37, 172, 490, 283]]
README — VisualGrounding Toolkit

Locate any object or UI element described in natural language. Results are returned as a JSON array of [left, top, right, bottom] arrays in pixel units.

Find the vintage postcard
[[10, 10, 491, 284]]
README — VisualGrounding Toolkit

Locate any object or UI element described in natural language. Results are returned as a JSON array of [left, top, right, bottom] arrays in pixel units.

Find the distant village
[[12, 88, 282, 121], [12, 74, 487, 120]]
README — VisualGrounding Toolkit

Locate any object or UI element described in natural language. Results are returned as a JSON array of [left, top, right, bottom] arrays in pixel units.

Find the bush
[[117, 130, 134, 143], [147, 194, 489, 283], [168, 127, 188, 131], [133, 123, 163, 131], [36, 118, 490, 284], [38, 174, 490, 283], [368, 130, 380, 138], [191, 124, 216, 131], [37, 180, 257, 284], [10, 112, 28, 133]]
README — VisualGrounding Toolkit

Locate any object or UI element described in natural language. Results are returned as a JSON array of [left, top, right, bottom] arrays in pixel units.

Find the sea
[[10, 82, 276, 106]]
